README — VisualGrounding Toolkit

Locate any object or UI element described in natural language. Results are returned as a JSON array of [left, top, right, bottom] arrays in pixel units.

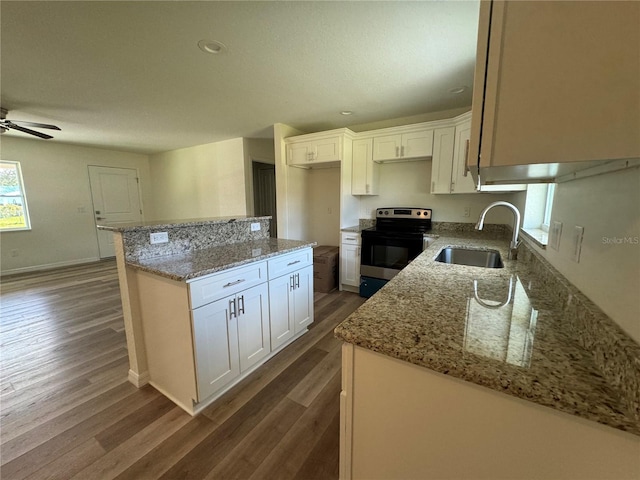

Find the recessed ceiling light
[[198, 39, 227, 55], [449, 86, 467, 94], [340, 111, 354, 116]]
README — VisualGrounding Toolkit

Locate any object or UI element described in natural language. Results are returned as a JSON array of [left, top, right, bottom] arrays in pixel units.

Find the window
[[0, 161, 31, 231], [541, 183, 556, 231], [522, 183, 556, 247]]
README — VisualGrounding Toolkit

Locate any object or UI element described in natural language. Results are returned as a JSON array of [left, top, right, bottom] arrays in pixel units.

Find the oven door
[[360, 231, 425, 280]]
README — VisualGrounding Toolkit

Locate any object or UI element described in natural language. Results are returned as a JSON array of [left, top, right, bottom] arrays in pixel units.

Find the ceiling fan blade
[[10, 120, 61, 130], [5, 122, 54, 139]]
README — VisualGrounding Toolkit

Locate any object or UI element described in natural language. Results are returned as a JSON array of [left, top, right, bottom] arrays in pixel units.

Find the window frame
[[0, 160, 32, 232], [541, 183, 556, 232]]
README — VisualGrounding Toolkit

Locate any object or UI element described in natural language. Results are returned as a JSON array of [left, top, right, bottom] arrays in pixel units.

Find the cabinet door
[[352, 138, 378, 195], [268, 273, 295, 350], [287, 142, 313, 166], [192, 296, 240, 401], [372, 134, 402, 161], [451, 121, 476, 194], [292, 265, 314, 333], [474, 1, 639, 168], [341, 244, 360, 287], [237, 283, 271, 372], [313, 136, 342, 163], [430, 127, 456, 194], [402, 130, 433, 159]]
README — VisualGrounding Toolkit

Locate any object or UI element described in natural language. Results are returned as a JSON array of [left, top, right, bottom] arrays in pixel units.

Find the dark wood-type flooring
[[0, 260, 365, 479]]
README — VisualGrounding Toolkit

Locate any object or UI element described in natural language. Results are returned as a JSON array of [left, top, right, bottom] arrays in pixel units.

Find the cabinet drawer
[[188, 261, 267, 309], [341, 232, 361, 245], [267, 248, 312, 280]]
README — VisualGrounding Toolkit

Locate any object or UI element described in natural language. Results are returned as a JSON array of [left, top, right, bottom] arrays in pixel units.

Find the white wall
[[308, 167, 341, 246], [358, 160, 523, 224], [0, 136, 151, 274], [148, 138, 247, 220], [526, 167, 640, 343]]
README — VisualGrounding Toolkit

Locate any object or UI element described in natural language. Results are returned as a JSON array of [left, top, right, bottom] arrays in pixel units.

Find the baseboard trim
[[0, 257, 102, 277], [128, 369, 150, 387]]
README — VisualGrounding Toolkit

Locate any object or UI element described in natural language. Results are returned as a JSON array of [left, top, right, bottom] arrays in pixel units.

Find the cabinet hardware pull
[[229, 298, 236, 319], [238, 295, 245, 315], [295, 273, 300, 289], [345, 237, 356, 241], [287, 260, 301, 266], [395, 146, 399, 157], [464, 139, 470, 177], [356, 247, 360, 257], [401, 145, 405, 157], [431, 181, 435, 192], [290, 275, 295, 291], [366, 184, 370, 193], [223, 279, 245, 288]]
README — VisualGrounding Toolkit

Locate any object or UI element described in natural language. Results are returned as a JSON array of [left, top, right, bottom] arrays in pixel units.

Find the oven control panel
[[376, 208, 432, 219]]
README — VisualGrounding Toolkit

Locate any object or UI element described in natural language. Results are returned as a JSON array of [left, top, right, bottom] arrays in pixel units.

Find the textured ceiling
[[0, 1, 480, 154]]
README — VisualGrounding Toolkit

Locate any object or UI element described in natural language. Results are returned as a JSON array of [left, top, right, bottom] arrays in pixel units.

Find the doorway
[[252, 162, 277, 237], [88, 166, 143, 258]]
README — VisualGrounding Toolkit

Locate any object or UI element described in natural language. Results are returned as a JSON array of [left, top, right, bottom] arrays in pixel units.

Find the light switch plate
[[550, 221, 562, 251], [250, 223, 261, 232], [150, 232, 169, 244], [571, 226, 584, 262]]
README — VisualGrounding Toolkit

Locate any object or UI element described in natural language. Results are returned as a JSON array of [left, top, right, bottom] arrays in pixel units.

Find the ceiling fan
[[0, 107, 61, 140]]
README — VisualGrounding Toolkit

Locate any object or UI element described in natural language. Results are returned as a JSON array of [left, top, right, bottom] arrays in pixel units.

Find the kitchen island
[[99, 216, 316, 414], [335, 231, 640, 479]]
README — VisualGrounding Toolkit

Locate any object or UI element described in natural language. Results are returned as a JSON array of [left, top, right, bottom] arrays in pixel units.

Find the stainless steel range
[[360, 207, 432, 297]]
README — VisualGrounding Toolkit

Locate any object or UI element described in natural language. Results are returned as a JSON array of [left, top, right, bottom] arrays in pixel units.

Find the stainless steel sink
[[435, 247, 504, 268]]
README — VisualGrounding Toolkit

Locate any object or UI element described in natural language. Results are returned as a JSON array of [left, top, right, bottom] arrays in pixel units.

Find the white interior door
[[88, 166, 142, 258]]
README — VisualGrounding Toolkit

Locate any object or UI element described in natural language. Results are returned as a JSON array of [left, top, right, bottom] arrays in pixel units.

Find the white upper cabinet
[[352, 138, 379, 195], [432, 114, 525, 194], [372, 127, 434, 162], [430, 127, 456, 194], [469, 0, 640, 181], [286, 130, 350, 167]]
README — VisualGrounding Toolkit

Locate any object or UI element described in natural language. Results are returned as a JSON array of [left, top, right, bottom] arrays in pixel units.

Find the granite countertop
[[98, 215, 271, 233], [126, 238, 315, 281], [335, 234, 640, 436], [341, 226, 361, 233]]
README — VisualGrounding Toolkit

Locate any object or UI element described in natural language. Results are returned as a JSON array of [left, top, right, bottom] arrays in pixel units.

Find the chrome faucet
[[475, 201, 521, 260]]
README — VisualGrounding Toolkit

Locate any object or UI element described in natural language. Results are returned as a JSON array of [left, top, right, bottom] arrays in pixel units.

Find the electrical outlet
[[550, 221, 562, 251], [463, 206, 471, 218], [571, 226, 584, 262], [150, 232, 169, 244], [250, 223, 261, 232]]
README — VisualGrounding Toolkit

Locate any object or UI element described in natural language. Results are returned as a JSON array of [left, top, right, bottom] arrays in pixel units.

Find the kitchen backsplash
[[123, 217, 271, 262]]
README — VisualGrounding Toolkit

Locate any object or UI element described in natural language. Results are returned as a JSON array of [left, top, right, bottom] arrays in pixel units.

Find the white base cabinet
[[269, 264, 314, 350], [340, 232, 361, 291], [134, 248, 314, 415], [340, 344, 640, 480], [192, 293, 241, 401]]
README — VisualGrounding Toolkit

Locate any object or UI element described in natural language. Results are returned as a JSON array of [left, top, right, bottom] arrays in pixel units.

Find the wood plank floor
[[0, 260, 365, 480]]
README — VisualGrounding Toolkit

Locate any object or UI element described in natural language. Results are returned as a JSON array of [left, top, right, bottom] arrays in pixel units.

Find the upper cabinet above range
[[286, 129, 354, 168], [372, 125, 434, 163], [468, 0, 640, 184]]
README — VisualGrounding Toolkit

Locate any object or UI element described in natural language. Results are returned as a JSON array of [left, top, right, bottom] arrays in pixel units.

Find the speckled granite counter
[[335, 234, 640, 436], [126, 238, 315, 281], [98, 215, 271, 233]]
